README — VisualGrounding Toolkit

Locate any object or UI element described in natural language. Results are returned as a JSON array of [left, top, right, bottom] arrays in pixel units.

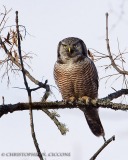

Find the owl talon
[[65, 97, 76, 105], [68, 101, 74, 105], [68, 96, 76, 102], [91, 99, 97, 106], [79, 96, 91, 105]]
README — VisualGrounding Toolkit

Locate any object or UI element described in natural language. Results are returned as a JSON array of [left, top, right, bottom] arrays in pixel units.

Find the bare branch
[[105, 12, 128, 75], [42, 109, 69, 135], [15, 11, 43, 160], [0, 6, 12, 33], [90, 135, 115, 160], [103, 88, 128, 101], [1, 93, 128, 118], [0, 37, 50, 91]]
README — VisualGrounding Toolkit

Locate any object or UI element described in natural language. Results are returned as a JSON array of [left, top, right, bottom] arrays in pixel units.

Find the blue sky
[[0, 0, 128, 160]]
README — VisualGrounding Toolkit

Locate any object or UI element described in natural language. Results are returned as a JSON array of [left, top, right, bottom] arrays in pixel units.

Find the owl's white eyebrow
[[61, 43, 67, 46]]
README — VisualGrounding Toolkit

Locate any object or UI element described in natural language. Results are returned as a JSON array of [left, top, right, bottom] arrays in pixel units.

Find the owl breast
[[54, 57, 98, 100]]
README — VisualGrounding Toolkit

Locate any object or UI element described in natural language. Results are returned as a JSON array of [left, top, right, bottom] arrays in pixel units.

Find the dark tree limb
[[102, 88, 128, 101], [15, 11, 43, 160], [90, 135, 115, 160], [0, 94, 128, 118]]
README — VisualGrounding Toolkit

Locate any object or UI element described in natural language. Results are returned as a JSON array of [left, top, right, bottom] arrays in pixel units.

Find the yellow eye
[[73, 44, 77, 48], [63, 45, 67, 49]]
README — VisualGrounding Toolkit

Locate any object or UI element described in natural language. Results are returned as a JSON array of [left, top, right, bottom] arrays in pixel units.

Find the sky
[[0, 0, 128, 160]]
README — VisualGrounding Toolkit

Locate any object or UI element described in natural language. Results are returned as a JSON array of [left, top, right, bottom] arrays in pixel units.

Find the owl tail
[[83, 106, 105, 138]]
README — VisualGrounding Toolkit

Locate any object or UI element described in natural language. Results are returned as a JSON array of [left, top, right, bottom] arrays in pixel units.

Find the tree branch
[[103, 88, 128, 101], [42, 109, 69, 135], [15, 11, 43, 160], [1, 95, 128, 118], [90, 135, 115, 160], [0, 36, 50, 91], [105, 13, 128, 75]]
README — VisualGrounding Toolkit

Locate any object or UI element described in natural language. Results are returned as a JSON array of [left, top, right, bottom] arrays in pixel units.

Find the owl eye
[[63, 44, 67, 49], [73, 44, 78, 48]]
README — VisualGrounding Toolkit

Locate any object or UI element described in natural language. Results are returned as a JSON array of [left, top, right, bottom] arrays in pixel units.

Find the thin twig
[[0, 37, 50, 90], [2, 96, 4, 105], [90, 135, 115, 160], [0, 6, 12, 33], [105, 12, 128, 75]]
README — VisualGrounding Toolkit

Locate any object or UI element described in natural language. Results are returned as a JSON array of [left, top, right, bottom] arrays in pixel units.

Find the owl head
[[57, 37, 88, 63]]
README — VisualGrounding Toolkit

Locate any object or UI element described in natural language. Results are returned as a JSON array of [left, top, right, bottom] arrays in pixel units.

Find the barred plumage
[[54, 37, 105, 138]]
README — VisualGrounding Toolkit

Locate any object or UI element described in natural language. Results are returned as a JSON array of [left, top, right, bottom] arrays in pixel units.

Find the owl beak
[[68, 47, 71, 53]]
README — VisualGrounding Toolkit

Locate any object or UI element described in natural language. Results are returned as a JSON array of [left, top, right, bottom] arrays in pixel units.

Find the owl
[[54, 37, 105, 139]]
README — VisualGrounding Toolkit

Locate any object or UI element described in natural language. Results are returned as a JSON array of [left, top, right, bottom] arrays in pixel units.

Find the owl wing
[[82, 58, 105, 138]]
